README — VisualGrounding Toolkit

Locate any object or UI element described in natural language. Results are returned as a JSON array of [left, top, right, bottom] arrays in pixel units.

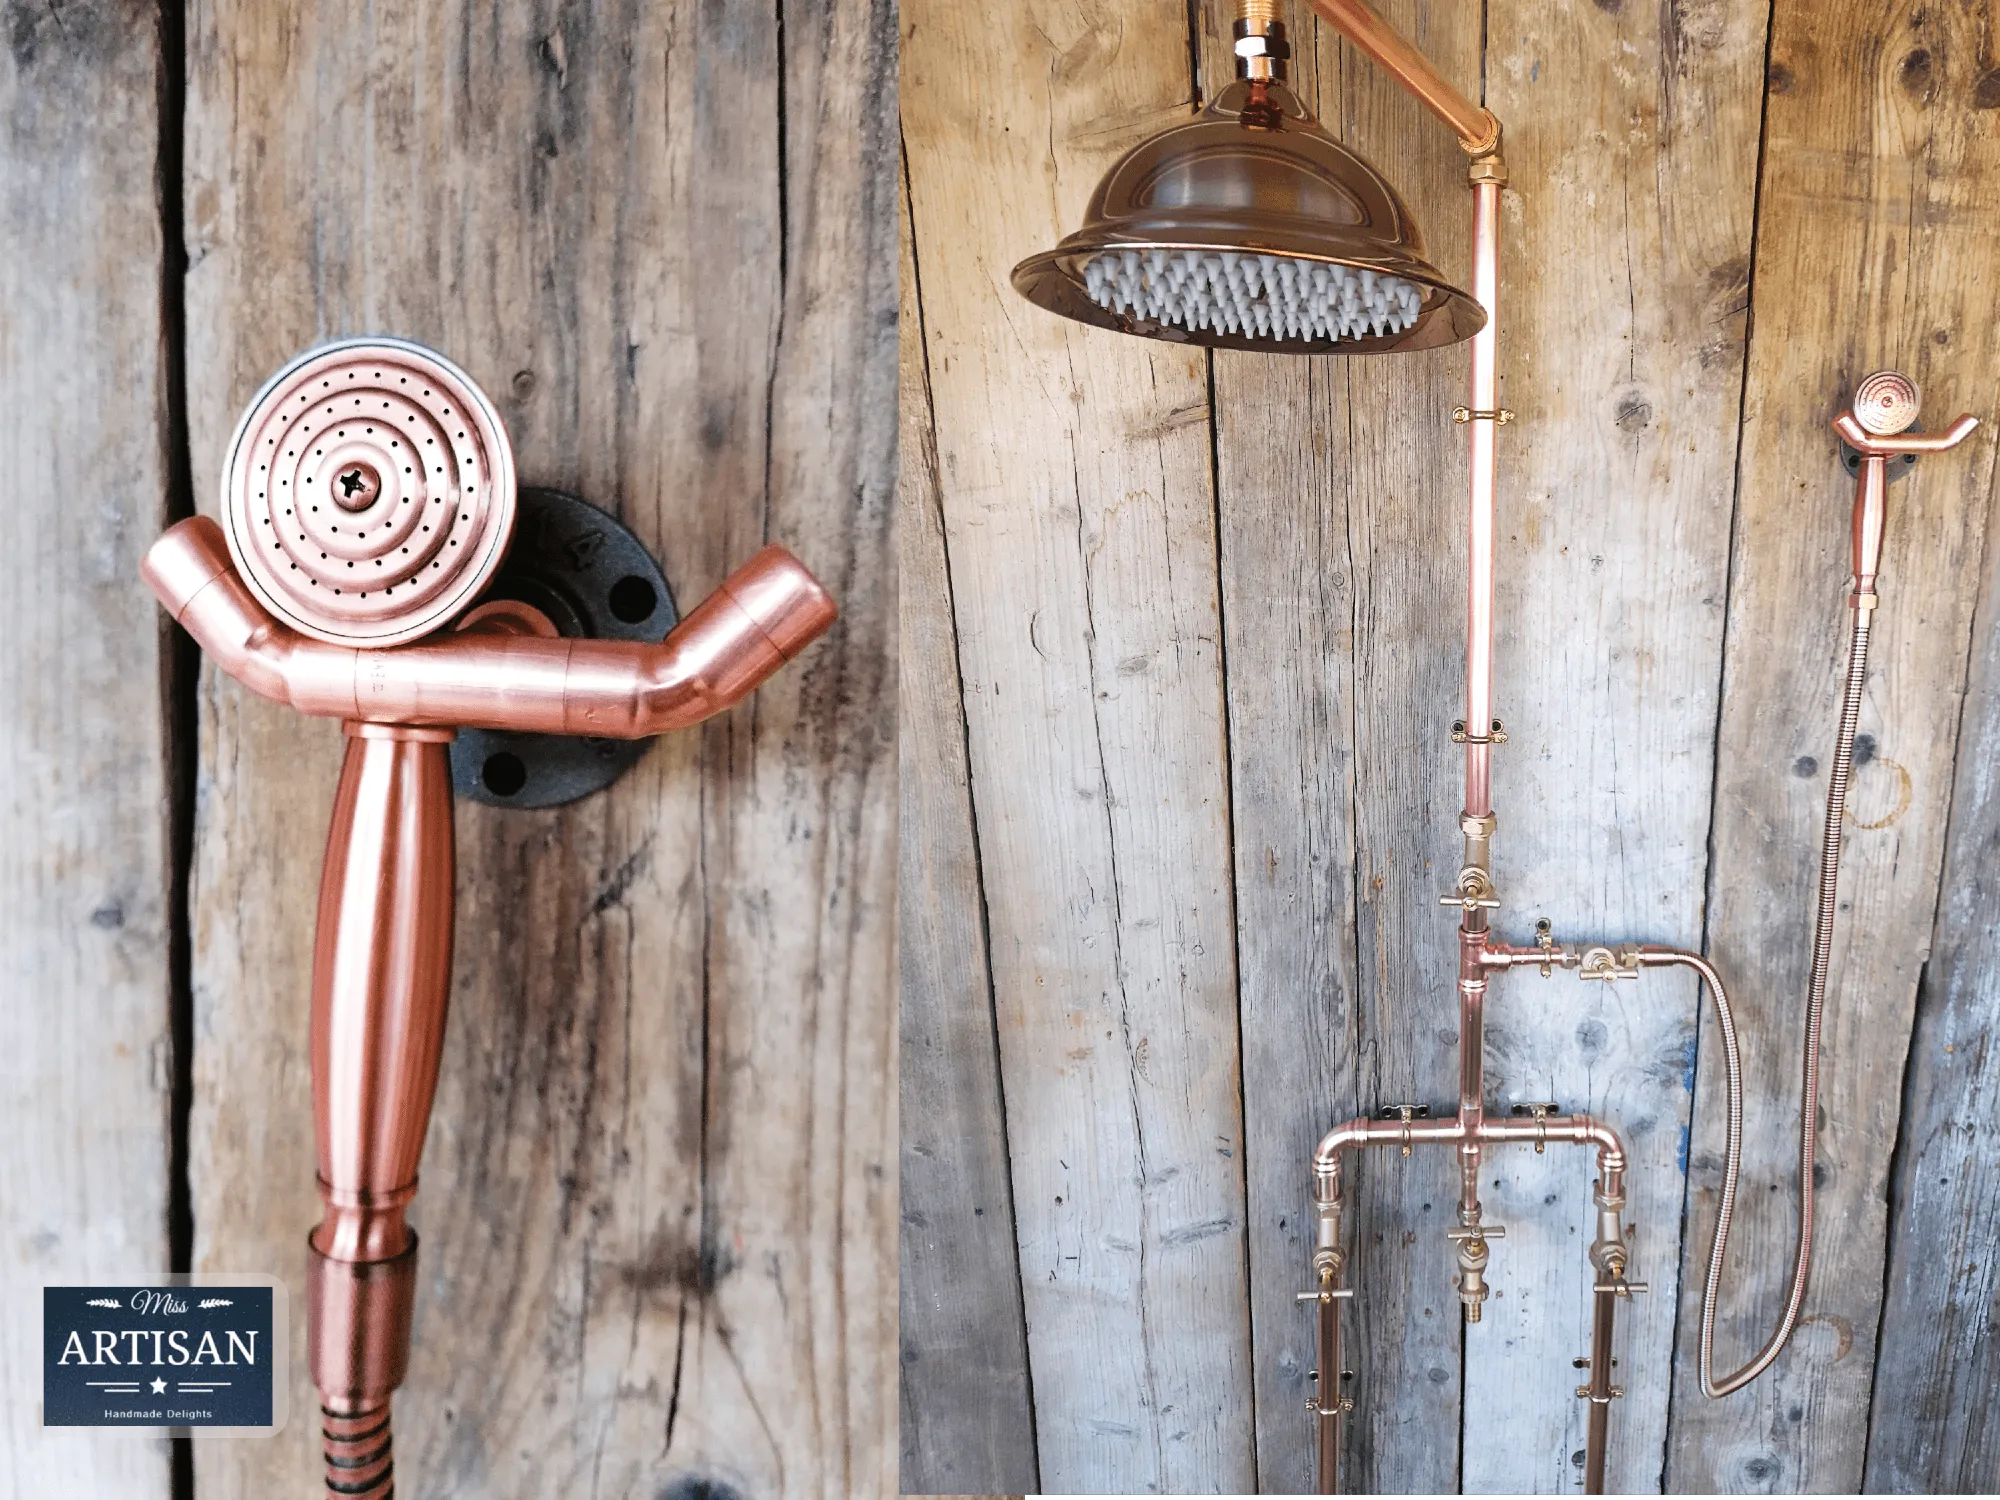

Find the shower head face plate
[[221, 337, 517, 648], [1853, 370, 1921, 436], [1013, 80, 1486, 355]]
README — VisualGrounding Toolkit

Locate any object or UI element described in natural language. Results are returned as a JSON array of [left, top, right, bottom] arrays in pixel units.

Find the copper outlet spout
[[147, 337, 839, 1499]]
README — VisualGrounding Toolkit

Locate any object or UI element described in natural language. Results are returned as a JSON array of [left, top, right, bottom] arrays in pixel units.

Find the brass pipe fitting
[[1233, 11, 1289, 82]]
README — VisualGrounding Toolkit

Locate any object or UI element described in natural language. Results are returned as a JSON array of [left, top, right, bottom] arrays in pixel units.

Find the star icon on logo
[[150, 1377, 167, 1394]]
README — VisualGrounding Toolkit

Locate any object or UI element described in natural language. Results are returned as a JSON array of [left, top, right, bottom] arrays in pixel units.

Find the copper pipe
[[1315, 1263, 1344, 1495], [1583, 1286, 1617, 1493], [1833, 409, 1979, 455], [1313, 1112, 1627, 1192], [145, 516, 836, 735], [1303, 0, 1501, 155], [1461, 174, 1503, 821]]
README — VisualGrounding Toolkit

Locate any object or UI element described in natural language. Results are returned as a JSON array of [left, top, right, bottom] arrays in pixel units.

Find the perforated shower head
[[1012, 62, 1485, 355], [220, 337, 516, 648]]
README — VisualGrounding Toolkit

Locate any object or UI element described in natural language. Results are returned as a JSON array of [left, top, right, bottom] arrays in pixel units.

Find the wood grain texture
[[1467, 1, 1767, 1492], [898, 152, 1043, 1495], [1199, 1, 1484, 1488], [1667, 1, 2000, 1490], [899, 0, 2000, 1492], [181, 2, 896, 1496], [902, 1, 1257, 1489], [1863, 425, 2000, 1491], [0, 1, 173, 1493]]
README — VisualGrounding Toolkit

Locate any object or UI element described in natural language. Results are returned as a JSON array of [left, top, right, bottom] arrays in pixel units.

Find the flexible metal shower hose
[[1666, 604, 1872, 1398], [323, 1400, 395, 1497]]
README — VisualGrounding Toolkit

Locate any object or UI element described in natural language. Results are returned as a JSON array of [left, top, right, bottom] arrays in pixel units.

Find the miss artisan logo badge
[[43, 1280, 287, 1433]]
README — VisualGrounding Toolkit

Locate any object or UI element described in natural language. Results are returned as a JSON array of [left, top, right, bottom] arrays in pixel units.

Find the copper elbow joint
[[143, 516, 837, 735]]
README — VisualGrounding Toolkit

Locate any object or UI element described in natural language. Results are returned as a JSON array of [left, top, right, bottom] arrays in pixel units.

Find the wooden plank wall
[[178, 2, 896, 1495], [0, 2, 893, 1498], [899, 0, 2000, 1493], [1, 2, 176, 1494]]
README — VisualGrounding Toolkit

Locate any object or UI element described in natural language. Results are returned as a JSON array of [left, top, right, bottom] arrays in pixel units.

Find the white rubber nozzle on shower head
[[1081, 248, 1424, 346]]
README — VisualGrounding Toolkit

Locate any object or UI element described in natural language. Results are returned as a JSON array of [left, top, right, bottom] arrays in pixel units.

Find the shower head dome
[[1012, 79, 1485, 355]]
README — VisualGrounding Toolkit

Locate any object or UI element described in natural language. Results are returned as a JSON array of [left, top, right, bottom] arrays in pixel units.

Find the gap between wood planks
[[154, 3, 196, 1498], [898, 130, 1045, 1491]]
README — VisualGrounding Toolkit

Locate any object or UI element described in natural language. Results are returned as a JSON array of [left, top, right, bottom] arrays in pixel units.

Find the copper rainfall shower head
[[1011, 14, 1485, 354]]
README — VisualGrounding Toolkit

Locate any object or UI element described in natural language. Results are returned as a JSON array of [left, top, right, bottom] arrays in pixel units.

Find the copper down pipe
[[144, 336, 835, 1500]]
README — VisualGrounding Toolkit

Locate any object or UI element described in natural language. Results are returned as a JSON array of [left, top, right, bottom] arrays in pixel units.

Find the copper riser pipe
[[145, 516, 836, 1496], [1290, 3, 1979, 1494]]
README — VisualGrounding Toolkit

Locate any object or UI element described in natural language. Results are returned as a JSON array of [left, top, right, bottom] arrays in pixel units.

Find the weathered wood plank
[[0, 2, 174, 1492], [1667, 1, 2000, 1489], [897, 148, 1043, 1495], [1465, 1, 1768, 1492], [902, 0, 1256, 1489], [182, 2, 896, 1495], [1197, 0, 1485, 1488], [1862, 462, 2000, 1490]]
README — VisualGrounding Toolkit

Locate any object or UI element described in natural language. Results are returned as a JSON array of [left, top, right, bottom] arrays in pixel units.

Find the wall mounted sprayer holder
[[1011, 2, 1983, 1492], [141, 337, 838, 1498]]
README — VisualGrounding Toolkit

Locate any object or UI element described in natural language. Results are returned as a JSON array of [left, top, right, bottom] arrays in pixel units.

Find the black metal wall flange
[[450, 486, 677, 809], [1841, 437, 1920, 483]]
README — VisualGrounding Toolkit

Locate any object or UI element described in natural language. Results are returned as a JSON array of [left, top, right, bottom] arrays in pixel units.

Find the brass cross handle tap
[[141, 339, 838, 1498]]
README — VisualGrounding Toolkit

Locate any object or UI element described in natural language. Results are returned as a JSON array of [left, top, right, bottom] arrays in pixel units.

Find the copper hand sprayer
[[1012, 2, 1982, 1489], [141, 337, 837, 1496]]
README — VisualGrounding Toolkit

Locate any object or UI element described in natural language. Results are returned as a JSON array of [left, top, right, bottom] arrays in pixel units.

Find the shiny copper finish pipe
[[1461, 172, 1503, 822], [1313, 1112, 1627, 1195], [144, 517, 836, 734], [1303, 0, 1502, 155], [1583, 1286, 1617, 1493]]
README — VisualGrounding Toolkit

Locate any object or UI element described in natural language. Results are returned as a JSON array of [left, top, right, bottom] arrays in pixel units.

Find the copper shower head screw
[[1853, 370, 1921, 436], [220, 337, 517, 648]]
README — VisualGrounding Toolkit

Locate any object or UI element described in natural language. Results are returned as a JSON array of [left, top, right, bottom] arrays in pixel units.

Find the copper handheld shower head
[[221, 338, 518, 647], [1011, 14, 1485, 354], [144, 337, 837, 1498]]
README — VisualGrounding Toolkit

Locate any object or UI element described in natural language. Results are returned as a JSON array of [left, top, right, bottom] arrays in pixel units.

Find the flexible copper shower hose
[[1653, 604, 1871, 1398], [323, 1401, 395, 1497]]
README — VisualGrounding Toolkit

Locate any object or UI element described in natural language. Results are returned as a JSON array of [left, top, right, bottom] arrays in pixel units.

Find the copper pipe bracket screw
[[1452, 718, 1508, 744], [1453, 406, 1514, 425]]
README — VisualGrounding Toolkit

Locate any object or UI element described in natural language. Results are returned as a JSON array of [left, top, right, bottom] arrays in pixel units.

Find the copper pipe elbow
[[142, 516, 838, 736]]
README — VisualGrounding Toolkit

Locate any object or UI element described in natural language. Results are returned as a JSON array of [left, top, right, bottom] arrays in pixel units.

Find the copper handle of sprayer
[[306, 724, 453, 1412], [1831, 410, 1979, 594], [141, 515, 839, 735]]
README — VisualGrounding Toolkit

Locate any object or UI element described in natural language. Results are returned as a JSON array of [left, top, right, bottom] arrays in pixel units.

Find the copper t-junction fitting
[[142, 339, 837, 1497]]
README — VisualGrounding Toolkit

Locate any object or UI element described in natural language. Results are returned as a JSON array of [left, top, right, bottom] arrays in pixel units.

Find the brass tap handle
[[1446, 1223, 1506, 1242], [1295, 1288, 1357, 1302]]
